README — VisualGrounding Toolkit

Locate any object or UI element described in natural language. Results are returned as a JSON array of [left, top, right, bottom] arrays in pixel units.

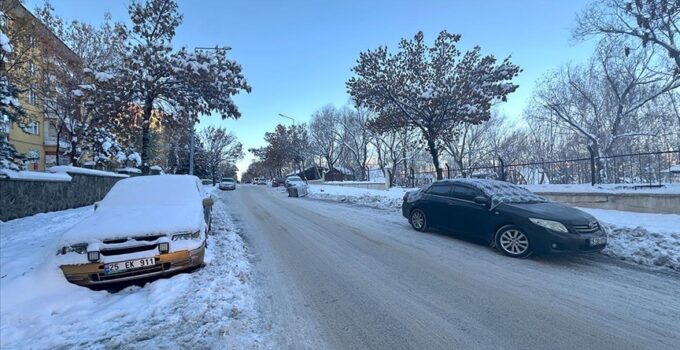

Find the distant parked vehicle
[[219, 177, 236, 191], [254, 178, 267, 185], [284, 175, 305, 188], [57, 175, 212, 287], [272, 177, 285, 187], [402, 179, 607, 258]]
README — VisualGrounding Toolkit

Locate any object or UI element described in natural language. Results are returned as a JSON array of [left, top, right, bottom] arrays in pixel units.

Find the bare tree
[[575, 0, 680, 73], [201, 126, 243, 185], [347, 31, 521, 179], [309, 105, 342, 171], [335, 106, 373, 180]]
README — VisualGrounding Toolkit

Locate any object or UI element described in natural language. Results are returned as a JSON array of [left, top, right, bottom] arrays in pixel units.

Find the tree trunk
[[69, 134, 78, 166], [55, 126, 61, 166], [427, 137, 443, 180], [141, 97, 153, 175]]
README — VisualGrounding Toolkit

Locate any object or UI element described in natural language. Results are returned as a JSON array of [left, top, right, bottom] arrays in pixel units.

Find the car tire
[[495, 225, 532, 258], [409, 208, 428, 232]]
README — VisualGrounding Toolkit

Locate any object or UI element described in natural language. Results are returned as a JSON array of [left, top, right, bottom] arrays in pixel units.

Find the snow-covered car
[[219, 177, 236, 190], [284, 175, 305, 188], [57, 175, 213, 287]]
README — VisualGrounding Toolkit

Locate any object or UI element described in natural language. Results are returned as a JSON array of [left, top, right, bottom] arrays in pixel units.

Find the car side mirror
[[473, 196, 488, 206], [202, 197, 214, 208]]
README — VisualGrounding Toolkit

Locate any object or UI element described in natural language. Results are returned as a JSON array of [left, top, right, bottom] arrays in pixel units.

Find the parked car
[[57, 175, 212, 287], [219, 177, 236, 190], [272, 177, 285, 187], [284, 175, 306, 188], [254, 178, 267, 185], [402, 179, 607, 258]]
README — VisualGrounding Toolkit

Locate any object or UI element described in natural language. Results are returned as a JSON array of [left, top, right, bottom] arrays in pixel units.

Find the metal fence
[[398, 150, 680, 188]]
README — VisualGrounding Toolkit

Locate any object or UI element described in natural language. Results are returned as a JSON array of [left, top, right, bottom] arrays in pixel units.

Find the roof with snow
[[437, 178, 547, 209]]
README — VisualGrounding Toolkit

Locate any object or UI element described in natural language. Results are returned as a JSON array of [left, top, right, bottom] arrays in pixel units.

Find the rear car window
[[451, 185, 481, 201], [426, 185, 451, 196]]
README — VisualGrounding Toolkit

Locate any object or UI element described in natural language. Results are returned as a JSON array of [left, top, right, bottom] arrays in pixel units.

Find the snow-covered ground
[[307, 184, 680, 270], [0, 190, 267, 349]]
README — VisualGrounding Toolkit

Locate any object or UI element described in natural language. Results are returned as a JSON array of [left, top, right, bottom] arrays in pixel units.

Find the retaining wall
[[0, 173, 124, 221], [536, 192, 680, 214]]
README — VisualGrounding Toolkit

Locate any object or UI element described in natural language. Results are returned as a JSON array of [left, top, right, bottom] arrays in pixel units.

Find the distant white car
[[254, 177, 267, 185], [56, 175, 212, 287], [285, 175, 306, 188], [219, 177, 236, 190]]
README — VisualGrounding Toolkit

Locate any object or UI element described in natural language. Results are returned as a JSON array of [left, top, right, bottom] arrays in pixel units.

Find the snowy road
[[223, 185, 680, 350]]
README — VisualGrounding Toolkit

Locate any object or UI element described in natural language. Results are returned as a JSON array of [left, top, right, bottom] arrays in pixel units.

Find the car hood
[[59, 204, 205, 245], [501, 202, 595, 225]]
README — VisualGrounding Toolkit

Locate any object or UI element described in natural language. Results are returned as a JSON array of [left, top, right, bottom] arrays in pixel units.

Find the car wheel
[[495, 225, 532, 258], [409, 208, 428, 232]]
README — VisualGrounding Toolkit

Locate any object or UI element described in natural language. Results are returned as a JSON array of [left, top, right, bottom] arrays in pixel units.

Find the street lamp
[[189, 46, 233, 175], [278, 113, 297, 125]]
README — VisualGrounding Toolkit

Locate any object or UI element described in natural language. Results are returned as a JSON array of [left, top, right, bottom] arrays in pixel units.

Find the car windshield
[[288, 176, 302, 181], [222, 178, 234, 183], [452, 179, 547, 209]]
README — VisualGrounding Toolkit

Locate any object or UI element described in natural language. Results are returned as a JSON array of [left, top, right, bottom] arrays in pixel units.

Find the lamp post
[[189, 46, 232, 175], [278, 113, 296, 125]]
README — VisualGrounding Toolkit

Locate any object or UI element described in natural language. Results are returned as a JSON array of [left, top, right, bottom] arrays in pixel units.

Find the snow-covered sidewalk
[[0, 196, 266, 349], [307, 184, 680, 270]]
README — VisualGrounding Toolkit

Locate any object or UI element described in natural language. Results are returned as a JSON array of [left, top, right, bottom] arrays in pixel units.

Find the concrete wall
[[536, 192, 680, 214], [0, 173, 124, 221], [321, 182, 389, 190]]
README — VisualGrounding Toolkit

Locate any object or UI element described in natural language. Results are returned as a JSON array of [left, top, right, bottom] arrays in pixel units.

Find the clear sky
[[28, 0, 596, 174]]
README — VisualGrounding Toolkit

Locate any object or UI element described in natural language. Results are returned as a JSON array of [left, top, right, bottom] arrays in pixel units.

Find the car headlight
[[58, 243, 88, 255], [172, 231, 201, 241], [529, 218, 568, 233]]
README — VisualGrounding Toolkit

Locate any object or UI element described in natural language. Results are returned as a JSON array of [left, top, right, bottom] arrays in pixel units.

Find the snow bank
[[49, 165, 129, 178], [578, 208, 680, 270], [0, 169, 71, 182], [308, 185, 680, 270], [308, 184, 412, 209], [0, 194, 266, 349]]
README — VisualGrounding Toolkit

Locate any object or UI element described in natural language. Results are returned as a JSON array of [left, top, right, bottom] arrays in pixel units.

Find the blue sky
[[29, 0, 596, 172]]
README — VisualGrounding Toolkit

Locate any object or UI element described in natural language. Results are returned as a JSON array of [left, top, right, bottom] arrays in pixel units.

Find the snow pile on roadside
[[0, 199, 266, 349], [579, 208, 680, 270], [307, 184, 680, 270], [308, 184, 412, 209]]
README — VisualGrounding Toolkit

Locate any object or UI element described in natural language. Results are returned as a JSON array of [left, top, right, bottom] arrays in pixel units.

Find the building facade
[[2, 0, 81, 170]]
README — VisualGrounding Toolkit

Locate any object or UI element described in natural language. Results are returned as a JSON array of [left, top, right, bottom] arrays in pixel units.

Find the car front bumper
[[219, 185, 236, 190], [60, 244, 205, 287], [530, 227, 607, 254]]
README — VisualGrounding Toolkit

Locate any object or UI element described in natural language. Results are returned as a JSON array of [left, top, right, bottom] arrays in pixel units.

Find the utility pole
[[189, 46, 233, 175]]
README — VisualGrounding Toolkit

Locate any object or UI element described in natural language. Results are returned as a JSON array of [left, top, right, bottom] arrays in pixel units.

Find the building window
[[28, 62, 37, 78], [26, 120, 39, 135], [28, 87, 38, 105], [1, 115, 9, 134], [0, 12, 7, 31]]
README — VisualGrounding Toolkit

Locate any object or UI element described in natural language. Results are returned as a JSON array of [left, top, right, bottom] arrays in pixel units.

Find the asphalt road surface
[[219, 185, 680, 350]]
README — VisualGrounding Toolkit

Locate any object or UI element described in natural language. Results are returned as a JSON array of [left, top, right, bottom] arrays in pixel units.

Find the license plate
[[104, 257, 156, 274], [589, 237, 607, 246]]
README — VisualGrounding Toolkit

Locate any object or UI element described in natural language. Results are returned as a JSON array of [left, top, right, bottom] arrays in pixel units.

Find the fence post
[[498, 157, 506, 181], [587, 145, 596, 186], [445, 163, 450, 179], [410, 167, 415, 188]]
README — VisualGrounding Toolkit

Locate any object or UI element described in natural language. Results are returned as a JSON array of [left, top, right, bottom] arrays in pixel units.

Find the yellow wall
[[8, 98, 45, 170]]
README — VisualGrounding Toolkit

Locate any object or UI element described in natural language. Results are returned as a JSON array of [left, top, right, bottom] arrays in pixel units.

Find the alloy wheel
[[499, 229, 529, 256], [410, 210, 426, 231]]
